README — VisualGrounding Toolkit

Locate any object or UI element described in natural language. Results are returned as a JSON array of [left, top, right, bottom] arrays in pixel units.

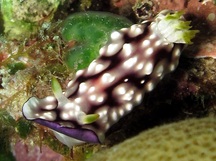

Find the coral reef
[[0, 0, 216, 160], [1, 0, 63, 40], [87, 117, 216, 161]]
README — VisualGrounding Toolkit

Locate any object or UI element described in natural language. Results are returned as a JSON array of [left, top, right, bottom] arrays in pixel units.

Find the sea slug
[[22, 10, 198, 148]]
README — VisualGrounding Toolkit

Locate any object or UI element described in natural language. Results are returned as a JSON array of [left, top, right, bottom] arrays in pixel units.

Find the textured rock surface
[[14, 141, 64, 161], [88, 117, 216, 161]]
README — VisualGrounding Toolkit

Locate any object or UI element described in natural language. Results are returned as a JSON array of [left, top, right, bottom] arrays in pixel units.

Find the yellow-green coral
[[87, 117, 216, 161]]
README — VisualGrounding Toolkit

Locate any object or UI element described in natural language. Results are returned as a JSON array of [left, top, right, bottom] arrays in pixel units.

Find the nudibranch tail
[[22, 10, 198, 147]]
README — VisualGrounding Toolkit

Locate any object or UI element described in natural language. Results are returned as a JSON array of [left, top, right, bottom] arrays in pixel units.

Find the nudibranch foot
[[34, 119, 100, 145], [22, 10, 198, 147], [53, 131, 85, 148]]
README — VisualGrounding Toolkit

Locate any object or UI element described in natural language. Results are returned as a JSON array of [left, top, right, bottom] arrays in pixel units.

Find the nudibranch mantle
[[22, 10, 198, 148]]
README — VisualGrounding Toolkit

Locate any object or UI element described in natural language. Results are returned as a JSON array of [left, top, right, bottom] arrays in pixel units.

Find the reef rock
[[88, 117, 216, 161]]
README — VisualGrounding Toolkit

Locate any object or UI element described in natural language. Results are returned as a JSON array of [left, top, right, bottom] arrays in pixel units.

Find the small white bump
[[95, 63, 106, 73], [75, 97, 82, 104], [172, 46, 181, 57], [145, 47, 154, 56], [143, 62, 153, 75], [125, 103, 133, 111], [85, 59, 110, 76], [123, 56, 138, 68], [101, 73, 115, 84], [97, 106, 108, 118], [44, 96, 56, 103], [113, 84, 136, 103], [63, 102, 75, 110], [134, 92, 143, 104], [154, 62, 165, 77], [96, 107, 109, 125], [89, 93, 106, 105], [122, 43, 133, 57], [120, 28, 129, 32], [142, 40, 150, 47], [154, 40, 162, 47], [145, 81, 155, 92], [61, 112, 70, 120], [76, 70, 84, 76], [96, 95, 106, 103], [79, 82, 89, 93], [122, 90, 134, 101], [44, 104, 56, 110], [111, 109, 118, 121], [67, 80, 75, 88], [99, 46, 107, 55], [128, 24, 143, 37], [87, 60, 97, 73], [110, 31, 123, 42], [118, 108, 124, 116], [105, 123, 110, 130], [86, 59, 110, 76], [35, 113, 40, 117], [89, 94, 97, 102], [124, 78, 129, 82], [116, 86, 126, 95], [41, 96, 56, 109], [74, 104, 82, 111], [136, 62, 144, 71], [106, 43, 123, 56], [169, 61, 178, 72], [42, 111, 56, 121], [88, 86, 96, 93], [140, 80, 145, 84], [169, 64, 175, 71], [149, 33, 157, 39]]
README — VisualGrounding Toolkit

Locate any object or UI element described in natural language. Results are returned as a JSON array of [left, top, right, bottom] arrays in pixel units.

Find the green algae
[[0, 126, 16, 161], [1, 0, 62, 40], [15, 118, 33, 139], [0, 127, 16, 161], [0, 109, 16, 161], [0, 109, 16, 127], [7, 62, 26, 75], [61, 11, 132, 71]]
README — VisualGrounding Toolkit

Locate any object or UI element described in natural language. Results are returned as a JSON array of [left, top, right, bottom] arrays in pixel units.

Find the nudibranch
[[22, 10, 198, 148]]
